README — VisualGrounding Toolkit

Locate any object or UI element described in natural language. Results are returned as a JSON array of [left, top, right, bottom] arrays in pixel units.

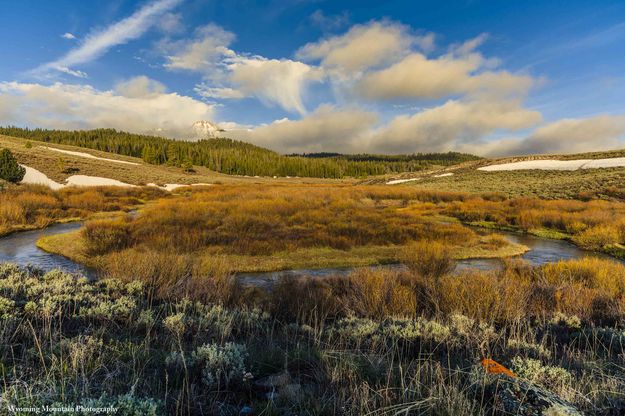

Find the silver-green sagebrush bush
[[1, 262, 624, 415]]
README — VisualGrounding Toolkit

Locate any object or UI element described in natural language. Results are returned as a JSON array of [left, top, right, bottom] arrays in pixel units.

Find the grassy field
[[34, 186, 531, 285], [1, 254, 624, 415], [37, 230, 527, 274], [0, 183, 166, 237], [0, 134, 341, 186], [398, 166, 625, 199], [4, 136, 625, 414]]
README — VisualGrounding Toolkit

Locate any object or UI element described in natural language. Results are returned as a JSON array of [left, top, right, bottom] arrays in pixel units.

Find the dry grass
[[0, 183, 165, 236], [0, 133, 342, 185]]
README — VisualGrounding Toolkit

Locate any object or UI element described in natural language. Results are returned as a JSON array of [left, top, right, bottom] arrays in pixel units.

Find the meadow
[[410, 167, 625, 199], [3, 176, 625, 414], [0, 183, 165, 236], [1, 253, 624, 415], [35, 185, 532, 295]]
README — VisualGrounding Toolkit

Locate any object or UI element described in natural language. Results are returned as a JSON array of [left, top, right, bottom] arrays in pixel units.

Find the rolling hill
[[0, 127, 479, 179]]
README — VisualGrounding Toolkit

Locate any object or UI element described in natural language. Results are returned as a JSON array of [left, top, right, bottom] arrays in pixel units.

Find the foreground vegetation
[[0, 127, 479, 178], [0, 184, 165, 236], [37, 184, 625, 284], [1, 255, 624, 415], [37, 186, 529, 282]]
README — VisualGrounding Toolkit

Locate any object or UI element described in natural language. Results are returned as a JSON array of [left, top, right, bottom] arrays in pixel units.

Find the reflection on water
[[0, 222, 620, 287], [239, 230, 621, 287], [0, 222, 97, 279]]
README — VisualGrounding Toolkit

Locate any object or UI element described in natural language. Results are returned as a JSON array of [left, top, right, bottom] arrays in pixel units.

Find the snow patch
[[478, 157, 625, 172], [65, 175, 135, 187], [147, 183, 212, 191], [20, 165, 65, 190], [386, 177, 421, 185], [433, 173, 454, 177], [43, 147, 139, 165]]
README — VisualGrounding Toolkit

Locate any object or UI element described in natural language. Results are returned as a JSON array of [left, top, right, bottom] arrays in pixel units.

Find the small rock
[[485, 374, 583, 416]]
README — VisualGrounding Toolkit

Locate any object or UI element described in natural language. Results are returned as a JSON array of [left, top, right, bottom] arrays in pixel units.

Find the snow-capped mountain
[[192, 121, 224, 139]]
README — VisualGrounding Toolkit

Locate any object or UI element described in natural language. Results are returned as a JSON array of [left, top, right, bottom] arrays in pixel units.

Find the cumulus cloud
[[366, 100, 542, 153], [114, 75, 166, 98], [222, 100, 541, 154], [225, 105, 378, 153], [466, 115, 625, 156], [228, 57, 323, 115], [61, 32, 76, 40], [163, 24, 322, 114], [37, 0, 181, 77], [0, 80, 213, 139], [162, 24, 236, 73], [356, 51, 533, 101], [296, 20, 434, 72]]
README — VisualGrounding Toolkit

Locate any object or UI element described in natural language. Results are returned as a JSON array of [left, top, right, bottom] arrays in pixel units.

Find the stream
[[0, 221, 619, 286], [0, 222, 98, 279]]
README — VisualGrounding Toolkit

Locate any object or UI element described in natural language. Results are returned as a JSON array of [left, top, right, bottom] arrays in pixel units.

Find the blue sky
[[1, 0, 624, 155]]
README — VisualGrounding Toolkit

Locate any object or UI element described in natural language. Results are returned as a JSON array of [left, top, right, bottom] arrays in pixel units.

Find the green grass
[[409, 167, 625, 199], [37, 232, 528, 273]]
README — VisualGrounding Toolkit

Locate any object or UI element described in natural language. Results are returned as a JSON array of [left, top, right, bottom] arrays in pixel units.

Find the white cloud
[[163, 24, 322, 114], [366, 100, 542, 153], [162, 24, 236, 73], [296, 20, 434, 72], [356, 52, 533, 101], [467, 115, 625, 156], [56, 66, 88, 78], [194, 84, 246, 99], [225, 105, 377, 153], [61, 32, 76, 40], [0, 80, 213, 139], [228, 57, 323, 115], [221, 100, 541, 155], [114, 75, 166, 98], [37, 0, 181, 77]]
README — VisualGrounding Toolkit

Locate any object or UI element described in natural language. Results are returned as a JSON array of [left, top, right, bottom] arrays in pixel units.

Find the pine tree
[[0, 148, 26, 183]]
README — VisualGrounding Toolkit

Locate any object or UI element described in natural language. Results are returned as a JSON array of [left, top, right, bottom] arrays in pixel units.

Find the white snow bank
[[478, 157, 625, 171], [433, 173, 454, 177], [147, 183, 212, 191], [17, 165, 210, 191], [65, 175, 135, 187], [20, 165, 65, 190], [43, 147, 139, 165], [386, 177, 421, 185]]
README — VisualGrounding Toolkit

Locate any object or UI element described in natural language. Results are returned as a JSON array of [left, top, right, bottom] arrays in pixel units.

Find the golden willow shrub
[[0, 184, 166, 236], [82, 185, 482, 258]]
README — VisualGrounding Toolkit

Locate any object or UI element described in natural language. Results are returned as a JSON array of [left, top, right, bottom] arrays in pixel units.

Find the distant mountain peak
[[192, 121, 224, 139]]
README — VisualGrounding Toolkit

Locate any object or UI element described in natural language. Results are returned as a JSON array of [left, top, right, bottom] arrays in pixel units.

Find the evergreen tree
[[0, 127, 481, 178], [0, 148, 26, 183]]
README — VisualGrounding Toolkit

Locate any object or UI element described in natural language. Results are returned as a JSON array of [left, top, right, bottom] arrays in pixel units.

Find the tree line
[[0, 127, 480, 178]]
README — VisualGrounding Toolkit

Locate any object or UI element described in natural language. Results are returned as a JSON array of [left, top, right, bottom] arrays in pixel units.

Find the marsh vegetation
[[2, 169, 625, 414]]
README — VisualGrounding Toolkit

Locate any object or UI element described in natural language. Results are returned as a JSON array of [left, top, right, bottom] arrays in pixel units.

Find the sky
[[1, 0, 625, 156]]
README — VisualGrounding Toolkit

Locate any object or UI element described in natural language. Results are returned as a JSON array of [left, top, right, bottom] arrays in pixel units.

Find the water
[[0, 222, 618, 287], [454, 230, 618, 272], [239, 230, 620, 286], [0, 222, 98, 279]]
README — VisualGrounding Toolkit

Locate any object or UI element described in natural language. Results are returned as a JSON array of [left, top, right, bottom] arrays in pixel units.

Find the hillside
[[0, 134, 338, 187], [0, 127, 479, 179], [381, 149, 625, 199]]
